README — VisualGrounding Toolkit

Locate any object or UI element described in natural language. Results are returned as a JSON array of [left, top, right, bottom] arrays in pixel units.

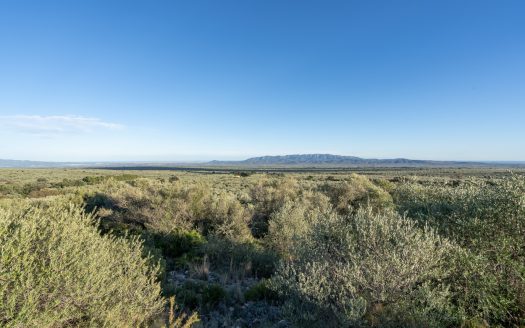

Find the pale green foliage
[[266, 201, 313, 258], [2, 169, 525, 327], [194, 189, 252, 242], [273, 208, 454, 327], [395, 176, 525, 247], [249, 177, 301, 237], [250, 177, 300, 215], [85, 178, 252, 242], [321, 174, 394, 215], [168, 296, 200, 328], [0, 201, 164, 327], [265, 195, 329, 258], [394, 176, 525, 323]]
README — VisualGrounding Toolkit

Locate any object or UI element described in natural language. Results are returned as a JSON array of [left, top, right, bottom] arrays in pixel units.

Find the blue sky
[[0, 0, 524, 161]]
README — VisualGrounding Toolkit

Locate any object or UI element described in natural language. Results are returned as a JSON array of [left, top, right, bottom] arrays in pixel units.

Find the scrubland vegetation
[[1, 168, 524, 327]]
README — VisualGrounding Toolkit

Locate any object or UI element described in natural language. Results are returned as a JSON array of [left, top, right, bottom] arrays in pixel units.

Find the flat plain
[[2, 166, 525, 327]]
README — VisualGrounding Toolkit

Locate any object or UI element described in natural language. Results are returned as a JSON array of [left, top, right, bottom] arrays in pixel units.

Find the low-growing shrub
[[167, 296, 200, 328], [249, 177, 300, 237], [245, 279, 279, 302], [203, 236, 277, 279], [4, 170, 524, 327], [84, 180, 252, 241], [265, 200, 326, 258], [26, 187, 62, 198], [176, 282, 202, 309], [147, 229, 206, 259], [202, 284, 227, 306], [0, 202, 164, 327], [272, 207, 455, 327], [82, 174, 138, 185], [176, 281, 226, 310], [394, 176, 525, 325], [320, 174, 393, 215]]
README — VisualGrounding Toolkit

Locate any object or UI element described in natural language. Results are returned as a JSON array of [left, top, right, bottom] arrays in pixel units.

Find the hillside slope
[[208, 154, 476, 166]]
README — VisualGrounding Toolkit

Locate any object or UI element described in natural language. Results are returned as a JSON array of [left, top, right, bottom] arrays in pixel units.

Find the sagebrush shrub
[[4, 170, 525, 327], [272, 207, 455, 327], [249, 177, 301, 237], [0, 201, 164, 327], [265, 200, 325, 258], [320, 174, 393, 215], [85, 179, 252, 242], [394, 176, 525, 324]]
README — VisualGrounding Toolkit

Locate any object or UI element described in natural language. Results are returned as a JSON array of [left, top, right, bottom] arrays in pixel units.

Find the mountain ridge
[[208, 154, 476, 166], [1, 155, 524, 168]]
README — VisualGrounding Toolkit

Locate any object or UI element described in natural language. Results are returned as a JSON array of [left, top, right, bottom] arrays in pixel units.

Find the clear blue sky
[[0, 0, 524, 161]]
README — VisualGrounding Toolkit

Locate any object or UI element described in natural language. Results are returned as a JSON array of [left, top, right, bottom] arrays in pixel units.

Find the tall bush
[[0, 202, 164, 327], [272, 208, 454, 327], [394, 176, 525, 324]]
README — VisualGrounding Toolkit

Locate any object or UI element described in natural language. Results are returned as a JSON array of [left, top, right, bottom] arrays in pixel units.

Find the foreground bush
[[395, 176, 525, 324], [273, 208, 455, 327], [0, 202, 164, 327]]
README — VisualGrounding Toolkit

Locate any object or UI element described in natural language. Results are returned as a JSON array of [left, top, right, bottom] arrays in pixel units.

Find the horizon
[[1, 1, 524, 161], [2, 153, 525, 164]]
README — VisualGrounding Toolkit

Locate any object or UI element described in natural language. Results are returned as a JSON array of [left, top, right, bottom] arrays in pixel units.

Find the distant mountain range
[[208, 154, 482, 167], [1, 155, 524, 168]]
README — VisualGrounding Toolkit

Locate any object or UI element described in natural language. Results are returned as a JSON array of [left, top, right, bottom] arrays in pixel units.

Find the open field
[[2, 165, 525, 183], [2, 167, 525, 327]]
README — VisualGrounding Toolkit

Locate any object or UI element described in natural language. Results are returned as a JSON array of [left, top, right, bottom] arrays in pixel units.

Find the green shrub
[[394, 176, 525, 325], [249, 177, 300, 237], [372, 177, 396, 193], [167, 295, 200, 328], [52, 178, 86, 188], [0, 202, 164, 327], [82, 175, 107, 184], [202, 284, 226, 306], [245, 279, 279, 302], [195, 190, 252, 241], [82, 174, 138, 185], [148, 229, 206, 258], [5, 170, 524, 326], [272, 207, 455, 327], [320, 174, 393, 215], [176, 282, 202, 309], [176, 281, 225, 309], [27, 187, 62, 198], [234, 171, 252, 177], [265, 200, 325, 258], [83, 180, 252, 241], [203, 236, 277, 278]]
